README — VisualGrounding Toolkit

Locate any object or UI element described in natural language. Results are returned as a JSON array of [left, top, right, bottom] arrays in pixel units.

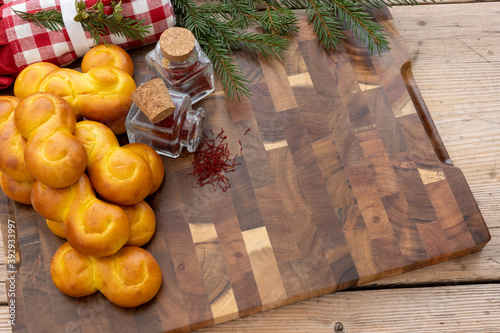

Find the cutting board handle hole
[[401, 61, 453, 166]]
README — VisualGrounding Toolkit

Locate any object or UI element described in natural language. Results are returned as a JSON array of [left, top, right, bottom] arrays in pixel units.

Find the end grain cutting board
[[1, 8, 490, 333]]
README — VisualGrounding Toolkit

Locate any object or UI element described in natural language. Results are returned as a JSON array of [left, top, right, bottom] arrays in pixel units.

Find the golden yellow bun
[[51, 242, 98, 298], [94, 246, 162, 307], [66, 199, 130, 257], [51, 242, 162, 307], [13, 62, 59, 99], [107, 117, 127, 136], [0, 96, 35, 183], [123, 143, 165, 194], [32, 174, 131, 257], [122, 201, 156, 247], [74, 121, 159, 205], [14, 93, 87, 188], [46, 219, 66, 238], [45, 200, 156, 247], [0, 171, 33, 205], [30, 180, 71, 222], [35, 66, 136, 134], [82, 44, 134, 77]]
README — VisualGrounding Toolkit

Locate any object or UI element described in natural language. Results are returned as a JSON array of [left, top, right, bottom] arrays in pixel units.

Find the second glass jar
[[126, 88, 206, 158]]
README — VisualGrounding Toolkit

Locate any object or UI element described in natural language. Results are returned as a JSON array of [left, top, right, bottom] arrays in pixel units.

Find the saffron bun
[[93, 245, 162, 307], [46, 219, 66, 239], [13, 62, 59, 99], [0, 96, 35, 184], [12, 44, 136, 134], [50, 242, 98, 298], [46, 200, 157, 247], [34, 66, 136, 134], [81, 44, 134, 77], [122, 201, 157, 246], [121, 143, 165, 195], [31, 174, 131, 257], [13, 92, 87, 188], [74, 120, 164, 206], [51, 242, 162, 307], [0, 172, 33, 205]]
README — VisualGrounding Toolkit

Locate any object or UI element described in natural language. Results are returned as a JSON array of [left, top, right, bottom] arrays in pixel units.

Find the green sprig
[[202, 38, 251, 101], [331, 0, 389, 55], [12, 8, 64, 31], [172, 0, 424, 100], [13, 0, 151, 47], [80, 15, 150, 45]]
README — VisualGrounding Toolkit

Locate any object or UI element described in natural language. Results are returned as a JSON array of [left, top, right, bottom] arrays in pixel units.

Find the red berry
[[86, 0, 98, 8], [103, 5, 113, 15], [102, 0, 112, 6]]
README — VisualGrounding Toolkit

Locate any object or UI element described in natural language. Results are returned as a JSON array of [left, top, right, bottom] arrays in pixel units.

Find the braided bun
[[50, 242, 98, 298], [74, 120, 163, 205], [82, 44, 134, 77], [0, 96, 35, 183], [45, 200, 156, 247], [35, 66, 136, 134], [14, 62, 59, 99], [14, 92, 87, 188], [0, 172, 33, 205], [31, 174, 130, 257], [51, 242, 162, 307]]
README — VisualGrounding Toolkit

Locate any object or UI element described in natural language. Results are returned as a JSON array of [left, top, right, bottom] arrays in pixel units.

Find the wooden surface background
[[1, 1, 500, 332]]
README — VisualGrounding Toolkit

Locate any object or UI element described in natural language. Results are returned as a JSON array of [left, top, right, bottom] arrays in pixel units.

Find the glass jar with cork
[[126, 79, 206, 158], [146, 27, 215, 104]]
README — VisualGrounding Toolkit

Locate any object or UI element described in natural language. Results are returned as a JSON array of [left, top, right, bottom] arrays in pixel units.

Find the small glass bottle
[[146, 27, 215, 104], [126, 88, 206, 158]]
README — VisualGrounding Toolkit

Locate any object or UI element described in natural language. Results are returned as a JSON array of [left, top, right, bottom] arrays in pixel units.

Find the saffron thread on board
[[189, 128, 241, 192]]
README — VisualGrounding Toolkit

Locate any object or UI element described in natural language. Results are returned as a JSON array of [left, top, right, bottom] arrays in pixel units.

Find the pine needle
[[12, 8, 64, 31], [305, 0, 345, 51], [331, 0, 389, 55], [202, 39, 251, 102]]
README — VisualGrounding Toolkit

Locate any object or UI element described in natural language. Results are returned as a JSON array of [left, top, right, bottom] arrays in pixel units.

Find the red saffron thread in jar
[[189, 128, 241, 192]]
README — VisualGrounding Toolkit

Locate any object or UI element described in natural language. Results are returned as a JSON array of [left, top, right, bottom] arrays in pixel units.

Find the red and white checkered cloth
[[0, 0, 175, 88]]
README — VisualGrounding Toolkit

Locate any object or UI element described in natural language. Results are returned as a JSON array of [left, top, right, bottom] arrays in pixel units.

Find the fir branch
[[11, 8, 64, 31], [330, 0, 389, 54], [261, 0, 308, 9], [360, 0, 423, 8], [82, 20, 108, 45], [195, 2, 233, 21], [174, 0, 290, 100], [219, 0, 256, 28], [256, 5, 299, 36], [202, 39, 251, 101], [304, 0, 345, 51], [13, 1, 151, 47], [195, 9, 243, 50], [174, 0, 432, 100], [81, 15, 151, 45], [234, 31, 291, 59]]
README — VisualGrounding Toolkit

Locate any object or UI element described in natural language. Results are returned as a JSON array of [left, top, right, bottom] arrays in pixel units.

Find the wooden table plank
[[1, 1, 499, 332], [195, 284, 500, 332]]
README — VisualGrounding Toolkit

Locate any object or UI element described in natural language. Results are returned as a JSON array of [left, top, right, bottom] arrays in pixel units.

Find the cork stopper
[[159, 27, 196, 63], [130, 79, 175, 123]]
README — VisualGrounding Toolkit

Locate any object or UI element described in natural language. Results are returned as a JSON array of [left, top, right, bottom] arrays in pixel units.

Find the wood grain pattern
[[192, 284, 500, 333], [0, 7, 491, 333]]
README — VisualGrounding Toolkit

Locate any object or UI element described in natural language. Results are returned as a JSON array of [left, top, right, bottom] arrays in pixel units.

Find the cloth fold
[[0, 0, 17, 89], [0, 0, 175, 90]]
